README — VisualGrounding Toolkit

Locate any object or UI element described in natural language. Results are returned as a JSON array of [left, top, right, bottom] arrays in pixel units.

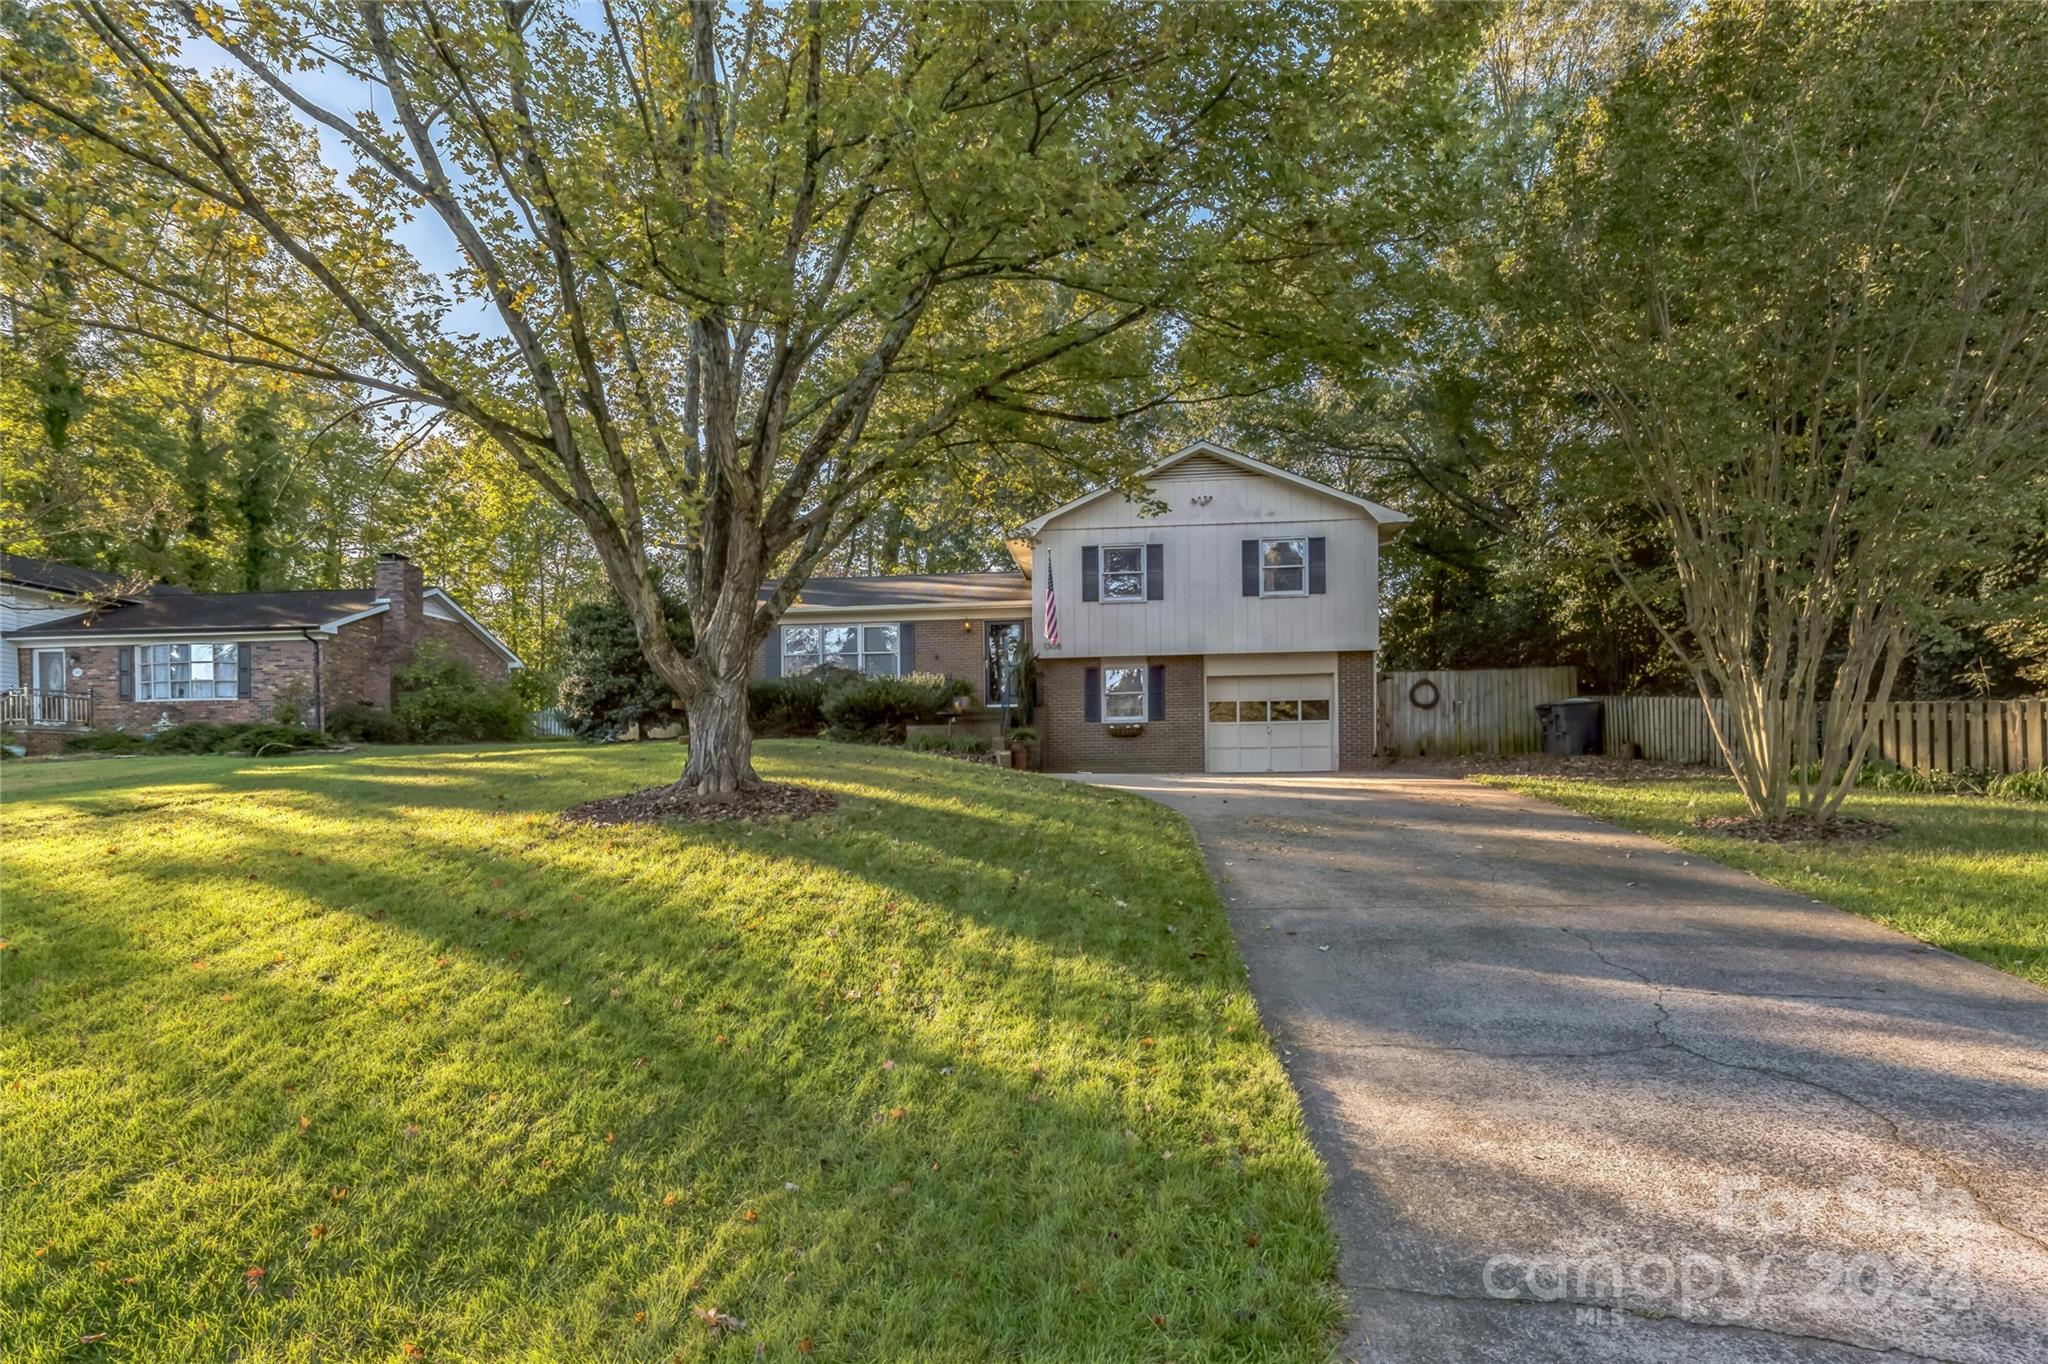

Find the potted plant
[[1007, 725, 1038, 771]]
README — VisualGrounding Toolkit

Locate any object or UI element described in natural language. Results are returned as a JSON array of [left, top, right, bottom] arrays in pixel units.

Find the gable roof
[[10, 585, 524, 668], [1, 553, 128, 598], [1016, 439, 1413, 536], [767, 571, 1030, 612], [10, 589, 384, 636]]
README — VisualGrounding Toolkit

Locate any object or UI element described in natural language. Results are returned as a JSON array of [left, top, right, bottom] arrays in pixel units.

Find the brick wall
[[321, 617, 387, 710], [421, 615, 512, 684], [755, 617, 1029, 702], [1338, 649, 1376, 770], [66, 638, 318, 732], [1038, 654, 1205, 773]]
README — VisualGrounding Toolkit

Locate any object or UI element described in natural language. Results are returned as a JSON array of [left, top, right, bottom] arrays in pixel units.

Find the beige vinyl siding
[[0, 588, 90, 692], [1031, 469, 1379, 658]]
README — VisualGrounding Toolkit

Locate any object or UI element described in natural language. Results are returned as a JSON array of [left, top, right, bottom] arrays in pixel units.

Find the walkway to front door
[[1079, 772, 2048, 1364]]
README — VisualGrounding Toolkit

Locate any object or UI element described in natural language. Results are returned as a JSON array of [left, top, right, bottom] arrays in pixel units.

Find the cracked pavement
[[1075, 772, 2048, 1364]]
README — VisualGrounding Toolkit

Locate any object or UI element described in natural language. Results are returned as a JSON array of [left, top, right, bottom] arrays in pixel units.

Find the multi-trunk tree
[[1514, 0, 2048, 819], [4, 0, 1465, 794]]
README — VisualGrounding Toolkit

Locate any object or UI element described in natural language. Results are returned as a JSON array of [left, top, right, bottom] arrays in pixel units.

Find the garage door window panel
[[1301, 698, 1331, 721]]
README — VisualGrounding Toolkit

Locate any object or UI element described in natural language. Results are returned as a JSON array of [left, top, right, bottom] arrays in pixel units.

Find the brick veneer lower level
[[1038, 650, 1377, 774]]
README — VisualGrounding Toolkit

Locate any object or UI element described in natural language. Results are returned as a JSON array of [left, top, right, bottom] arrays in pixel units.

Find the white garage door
[[1206, 673, 1335, 773]]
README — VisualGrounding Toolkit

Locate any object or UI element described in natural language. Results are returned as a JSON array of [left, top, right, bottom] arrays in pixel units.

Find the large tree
[[4, 1, 1463, 794], [1514, 0, 2048, 819]]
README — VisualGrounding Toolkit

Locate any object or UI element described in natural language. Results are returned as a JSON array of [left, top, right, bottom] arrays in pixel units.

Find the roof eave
[[1016, 438, 1412, 535]]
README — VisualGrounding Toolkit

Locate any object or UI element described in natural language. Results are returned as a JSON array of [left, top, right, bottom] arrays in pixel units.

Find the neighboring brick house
[[7, 554, 520, 742], [753, 441, 1410, 773]]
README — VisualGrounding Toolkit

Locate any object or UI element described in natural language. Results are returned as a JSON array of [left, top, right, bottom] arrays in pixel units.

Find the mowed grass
[[1473, 774, 2048, 986], [1, 743, 1340, 1362]]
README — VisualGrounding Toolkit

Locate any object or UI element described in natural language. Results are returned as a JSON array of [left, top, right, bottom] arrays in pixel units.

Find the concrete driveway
[[1078, 772, 2048, 1364]]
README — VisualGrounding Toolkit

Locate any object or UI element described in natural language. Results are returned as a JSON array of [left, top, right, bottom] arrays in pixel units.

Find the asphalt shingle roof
[[1, 553, 128, 597], [771, 572, 1030, 610], [9, 590, 384, 637]]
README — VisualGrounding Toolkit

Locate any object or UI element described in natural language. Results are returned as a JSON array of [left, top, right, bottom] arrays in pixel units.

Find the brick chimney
[[374, 552, 424, 651]]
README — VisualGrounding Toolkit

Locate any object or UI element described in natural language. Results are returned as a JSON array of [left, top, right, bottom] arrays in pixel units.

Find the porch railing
[[0, 688, 96, 728]]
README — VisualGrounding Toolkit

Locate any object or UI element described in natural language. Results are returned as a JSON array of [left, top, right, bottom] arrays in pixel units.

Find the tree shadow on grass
[[3, 745, 1340, 1361]]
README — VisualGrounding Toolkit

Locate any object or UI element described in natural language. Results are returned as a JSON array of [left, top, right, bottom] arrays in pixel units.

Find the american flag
[[1042, 557, 1060, 647]]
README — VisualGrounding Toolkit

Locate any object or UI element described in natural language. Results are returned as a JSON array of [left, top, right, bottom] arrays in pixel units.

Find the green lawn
[[1, 743, 1340, 1362], [1473, 774, 2048, 986]]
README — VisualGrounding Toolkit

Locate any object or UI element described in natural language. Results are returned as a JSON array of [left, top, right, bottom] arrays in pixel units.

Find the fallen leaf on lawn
[[1243, 1231, 1262, 1247], [1077, 1281, 1093, 1294], [331, 1186, 349, 1202], [1150, 1314, 1166, 1328], [309, 1223, 327, 1239], [742, 1209, 759, 1223], [243, 1266, 266, 1291], [405, 1123, 420, 1139], [606, 1131, 617, 1144], [695, 1307, 746, 1335], [715, 1034, 729, 1046], [662, 1193, 678, 1207], [402, 1344, 425, 1359], [298, 1114, 310, 1132], [886, 1106, 906, 1121], [798, 1339, 815, 1355], [191, 960, 208, 971], [1138, 1037, 1156, 1048], [633, 1310, 646, 1324], [881, 1058, 895, 1070]]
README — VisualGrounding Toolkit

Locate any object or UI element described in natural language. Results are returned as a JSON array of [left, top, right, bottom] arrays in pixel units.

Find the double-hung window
[[136, 642, 238, 700], [1260, 538, 1309, 596], [781, 624, 899, 677], [1101, 665, 1147, 720], [1099, 545, 1147, 602]]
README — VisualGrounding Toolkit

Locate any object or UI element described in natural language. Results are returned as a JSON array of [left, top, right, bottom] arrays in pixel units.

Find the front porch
[[1, 689, 97, 753]]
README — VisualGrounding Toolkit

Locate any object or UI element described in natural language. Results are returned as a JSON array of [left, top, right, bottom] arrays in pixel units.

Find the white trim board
[[1017, 439, 1413, 537]]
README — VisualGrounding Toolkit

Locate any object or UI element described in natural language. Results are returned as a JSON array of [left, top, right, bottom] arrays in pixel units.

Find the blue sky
[[183, 32, 499, 334]]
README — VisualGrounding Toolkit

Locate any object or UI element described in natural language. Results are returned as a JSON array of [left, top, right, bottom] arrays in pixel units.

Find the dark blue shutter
[[898, 621, 915, 675], [1147, 664, 1166, 721], [1146, 543, 1163, 600], [1308, 538, 1327, 595], [759, 632, 781, 679], [237, 642, 253, 699], [1081, 546, 1100, 602], [117, 646, 133, 701], [1083, 666, 1101, 722], [1241, 540, 1259, 596]]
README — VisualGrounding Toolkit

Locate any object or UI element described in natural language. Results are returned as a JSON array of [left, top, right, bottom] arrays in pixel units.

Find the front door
[[32, 649, 66, 723], [986, 622, 1022, 706]]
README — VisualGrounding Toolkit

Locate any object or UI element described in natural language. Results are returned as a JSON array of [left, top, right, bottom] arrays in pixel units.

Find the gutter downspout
[[301, 629, 324, 731]]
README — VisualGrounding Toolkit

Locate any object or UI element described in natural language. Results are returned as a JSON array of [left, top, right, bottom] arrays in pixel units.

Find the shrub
[[1006, 726, 1038, 744], [749, 674, 832, 737], [558, 592, 692, 740], [326, 702, 408, 744], [64, 723, 330, 757], [907, 732, 989, 755], [216, 724, 331, 756], [820, 674, 954, 744], [62, 730, 150, 754], [149, 723, 242, 754], [392, 642, 528, 742], [272, 679, 312, 728], [1987, 769, 2048, 802]]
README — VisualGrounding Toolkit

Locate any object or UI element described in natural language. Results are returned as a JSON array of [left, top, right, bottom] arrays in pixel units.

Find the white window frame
[[1259, 538, 1309, 598], [780, 623, 900, 677], [1098, 544, 1148, 603], [1101, 664, 1148, 722], [135, 642, 240, 702]]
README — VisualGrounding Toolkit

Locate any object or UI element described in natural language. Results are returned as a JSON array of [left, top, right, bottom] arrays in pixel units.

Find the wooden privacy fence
[[1595, 694, 1731, 765], [1858, 697, 2048, 775], [1372, 666, 2048, 774], [1376, 666, 1577, 758], [1593, 694, 2048, 773]]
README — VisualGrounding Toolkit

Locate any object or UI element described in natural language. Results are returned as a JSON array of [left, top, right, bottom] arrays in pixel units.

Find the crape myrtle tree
[[2, 1, 1467, 794], [1512, 0, 2048, 821]]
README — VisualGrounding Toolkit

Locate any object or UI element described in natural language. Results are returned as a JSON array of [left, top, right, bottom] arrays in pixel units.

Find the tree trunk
[[677, 667, 760, 797]]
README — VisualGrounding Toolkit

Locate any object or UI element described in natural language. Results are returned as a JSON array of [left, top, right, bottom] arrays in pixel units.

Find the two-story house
[[756, 441, 1409, 772]]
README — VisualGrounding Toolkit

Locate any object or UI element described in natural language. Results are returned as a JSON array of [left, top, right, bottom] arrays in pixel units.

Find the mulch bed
[[561, 781, 836, 827], [1694, 812, 1897, 843], [1389, 753, 1730, 783]]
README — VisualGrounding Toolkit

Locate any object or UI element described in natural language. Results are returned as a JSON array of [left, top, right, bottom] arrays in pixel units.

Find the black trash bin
[[1536, 697, 1605, 756]]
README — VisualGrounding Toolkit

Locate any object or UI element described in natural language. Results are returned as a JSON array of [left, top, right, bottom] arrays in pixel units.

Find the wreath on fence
[[1408, 679, 1441, 710]]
